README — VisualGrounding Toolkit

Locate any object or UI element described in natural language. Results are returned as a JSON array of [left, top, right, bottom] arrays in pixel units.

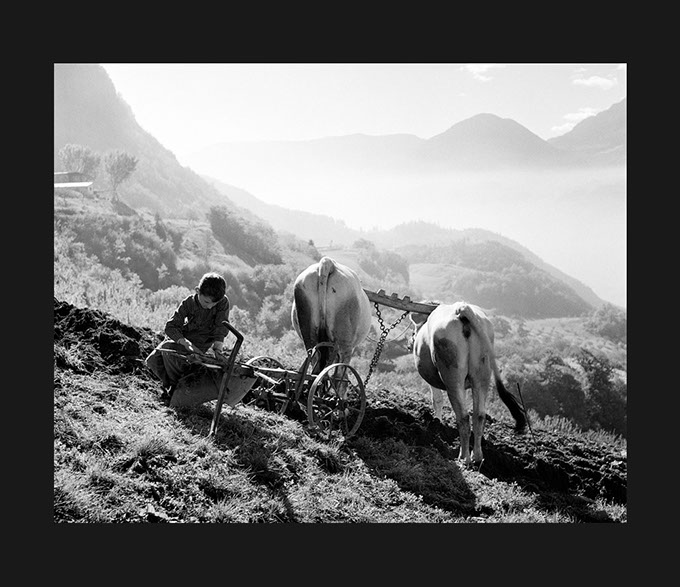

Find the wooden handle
[[209, 321, 245, 437], [363, 288, 438, 314]]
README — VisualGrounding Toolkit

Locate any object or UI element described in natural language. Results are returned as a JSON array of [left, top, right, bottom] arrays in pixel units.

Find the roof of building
[[54, 181, 93, 188]]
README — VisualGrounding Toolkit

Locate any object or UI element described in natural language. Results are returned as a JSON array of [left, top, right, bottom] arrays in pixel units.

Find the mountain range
[[184, 98, 625, 184], [547, 99, 626, 165], [53, 63, 625, 311], [183, 96, 625, 308], [202, 176, 605, 308]]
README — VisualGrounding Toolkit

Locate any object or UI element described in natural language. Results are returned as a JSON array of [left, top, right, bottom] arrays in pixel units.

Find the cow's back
[[413, 302, 492, 385], [291, 257, 371, 363]]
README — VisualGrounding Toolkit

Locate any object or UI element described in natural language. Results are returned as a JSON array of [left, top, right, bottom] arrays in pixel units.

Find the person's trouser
[[145, 339, 191, 388]]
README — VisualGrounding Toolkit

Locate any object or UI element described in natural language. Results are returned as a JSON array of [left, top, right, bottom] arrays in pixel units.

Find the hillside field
[[54, 297, 626, 523]]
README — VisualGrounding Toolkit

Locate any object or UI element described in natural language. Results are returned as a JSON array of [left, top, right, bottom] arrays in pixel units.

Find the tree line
[[54, 209, 627, 438], [58, 143, 138, 200], [401, 240, 592, 318]]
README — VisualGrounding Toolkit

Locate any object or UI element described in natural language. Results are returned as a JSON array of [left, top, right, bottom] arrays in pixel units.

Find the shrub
[[56, 212, 180, 291], [209, 205, 283, 265], [585, 303, 627, 343]]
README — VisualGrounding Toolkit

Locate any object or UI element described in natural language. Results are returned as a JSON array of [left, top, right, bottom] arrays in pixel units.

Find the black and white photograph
[[53, 62, 627, 524]]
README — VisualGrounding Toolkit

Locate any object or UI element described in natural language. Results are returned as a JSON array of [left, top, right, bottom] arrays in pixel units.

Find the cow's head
[[407, 311, 430, 352], [409, 311, 429, 333], [409, 301, 439, 333]]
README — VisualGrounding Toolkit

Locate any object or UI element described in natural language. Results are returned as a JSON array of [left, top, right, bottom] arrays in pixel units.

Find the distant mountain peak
[[421, 111, 566, 169], [432, 112, 521, 138], [547, 98, 626, 165], [457, 112, 505, 124]]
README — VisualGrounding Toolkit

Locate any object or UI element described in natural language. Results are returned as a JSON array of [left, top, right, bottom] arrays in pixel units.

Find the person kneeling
[[145, 272, 230, 400]]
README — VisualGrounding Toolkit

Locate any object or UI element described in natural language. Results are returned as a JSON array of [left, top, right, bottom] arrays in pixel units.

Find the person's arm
[[210, 297, 230, 353], [165, 297, 197, 351]]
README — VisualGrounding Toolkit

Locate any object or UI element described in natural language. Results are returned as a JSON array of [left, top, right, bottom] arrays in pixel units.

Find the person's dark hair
[[198, 272, 226, 301]]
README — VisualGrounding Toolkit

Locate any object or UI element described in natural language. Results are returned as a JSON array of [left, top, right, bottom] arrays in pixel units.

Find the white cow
[[291, 257, 372, 373], [410, 301, 526, 465]]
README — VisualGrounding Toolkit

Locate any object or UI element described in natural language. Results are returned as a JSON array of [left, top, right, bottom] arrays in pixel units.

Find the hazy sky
[[101, 63, 627, 164], [98, 63, 626, 307]]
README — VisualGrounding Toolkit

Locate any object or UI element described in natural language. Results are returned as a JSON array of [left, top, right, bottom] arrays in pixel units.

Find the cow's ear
[[410, 312, 428, 326]]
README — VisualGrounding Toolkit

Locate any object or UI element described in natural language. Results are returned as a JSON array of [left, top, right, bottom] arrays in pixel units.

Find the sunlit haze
[[100, 63, 626, 307], [102, 63, 626, 162]]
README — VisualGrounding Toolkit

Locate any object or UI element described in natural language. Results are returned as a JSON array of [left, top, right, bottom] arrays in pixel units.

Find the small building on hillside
[[54, 171, 95, 196]]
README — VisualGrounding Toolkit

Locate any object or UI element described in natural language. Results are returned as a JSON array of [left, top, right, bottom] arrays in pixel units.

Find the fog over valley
[[60, 64, 627, 309], [186, 148, 626, 308]]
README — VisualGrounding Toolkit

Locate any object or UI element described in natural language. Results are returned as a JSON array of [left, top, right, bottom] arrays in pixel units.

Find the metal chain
[[364, 302, 409, 390], [365, 320, 412, 344]]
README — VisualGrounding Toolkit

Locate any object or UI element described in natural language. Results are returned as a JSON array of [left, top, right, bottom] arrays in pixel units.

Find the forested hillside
[[371, 222, 605, 309], [54, 196, 320, 344], [55, 64, 226, 216], [400, 240, 592, 318], [207, 177, 606, 311]]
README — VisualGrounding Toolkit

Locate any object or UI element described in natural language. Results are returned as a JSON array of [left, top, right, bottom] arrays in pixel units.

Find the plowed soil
[[54, 297, 626, 518]]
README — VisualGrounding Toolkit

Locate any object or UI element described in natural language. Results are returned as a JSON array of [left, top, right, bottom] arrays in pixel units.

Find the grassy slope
[[53, 196, 626, 524], [53, 299, 626, 524]]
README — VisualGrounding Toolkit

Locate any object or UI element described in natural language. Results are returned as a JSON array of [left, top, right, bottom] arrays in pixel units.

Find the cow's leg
[[445, 377, 471, 464], [430, 386, 445, 420], [469, 337, 492, 465], [470, 380, 489, 465], [433, 330, 471, 464], [437, 364, 470, 463]]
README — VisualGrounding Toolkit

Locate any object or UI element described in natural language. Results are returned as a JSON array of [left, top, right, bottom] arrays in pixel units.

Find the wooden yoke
[[363, 288, 438, 315]]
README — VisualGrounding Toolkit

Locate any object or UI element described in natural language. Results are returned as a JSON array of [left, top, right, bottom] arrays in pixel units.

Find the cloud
[[460, 63, 505, 82], [551, 106, 598, 134], [573, 75, 618, 90], [564, 107, 598, 122], [551, 122, 577, 135]]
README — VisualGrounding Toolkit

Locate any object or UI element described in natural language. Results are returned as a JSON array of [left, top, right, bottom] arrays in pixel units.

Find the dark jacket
[[164, 294, 230, 352]]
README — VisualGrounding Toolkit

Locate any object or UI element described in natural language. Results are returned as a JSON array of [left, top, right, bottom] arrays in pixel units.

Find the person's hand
[[179, 338, 196, 353], [205, 348, 216, 358]]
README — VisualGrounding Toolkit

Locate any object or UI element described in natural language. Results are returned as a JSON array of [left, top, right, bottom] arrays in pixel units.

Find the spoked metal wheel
[[306, 363, 366, 440], [294, 342, 339, 404], [297, 343, 339, 378], [243, 356, 289, 414]]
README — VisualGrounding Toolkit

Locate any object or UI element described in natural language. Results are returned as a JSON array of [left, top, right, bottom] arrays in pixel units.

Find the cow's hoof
[[459, 456, 484, 470], [458, 456, 472, 468], [470, 458, 485, 471]]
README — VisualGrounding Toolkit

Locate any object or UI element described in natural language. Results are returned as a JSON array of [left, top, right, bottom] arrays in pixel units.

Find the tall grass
[[55, 228, 191, 332], [56, 364, 622, 523], [531, 412, 626, 449]]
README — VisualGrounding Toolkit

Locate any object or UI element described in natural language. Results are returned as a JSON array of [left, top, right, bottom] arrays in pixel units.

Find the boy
[[146, 272, 230, 400]]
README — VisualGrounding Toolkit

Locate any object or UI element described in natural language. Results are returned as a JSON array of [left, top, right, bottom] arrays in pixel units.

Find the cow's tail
[[492, 366, 527, 432], [457, 304, 527, 432], [316, 257, 336, 370]]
